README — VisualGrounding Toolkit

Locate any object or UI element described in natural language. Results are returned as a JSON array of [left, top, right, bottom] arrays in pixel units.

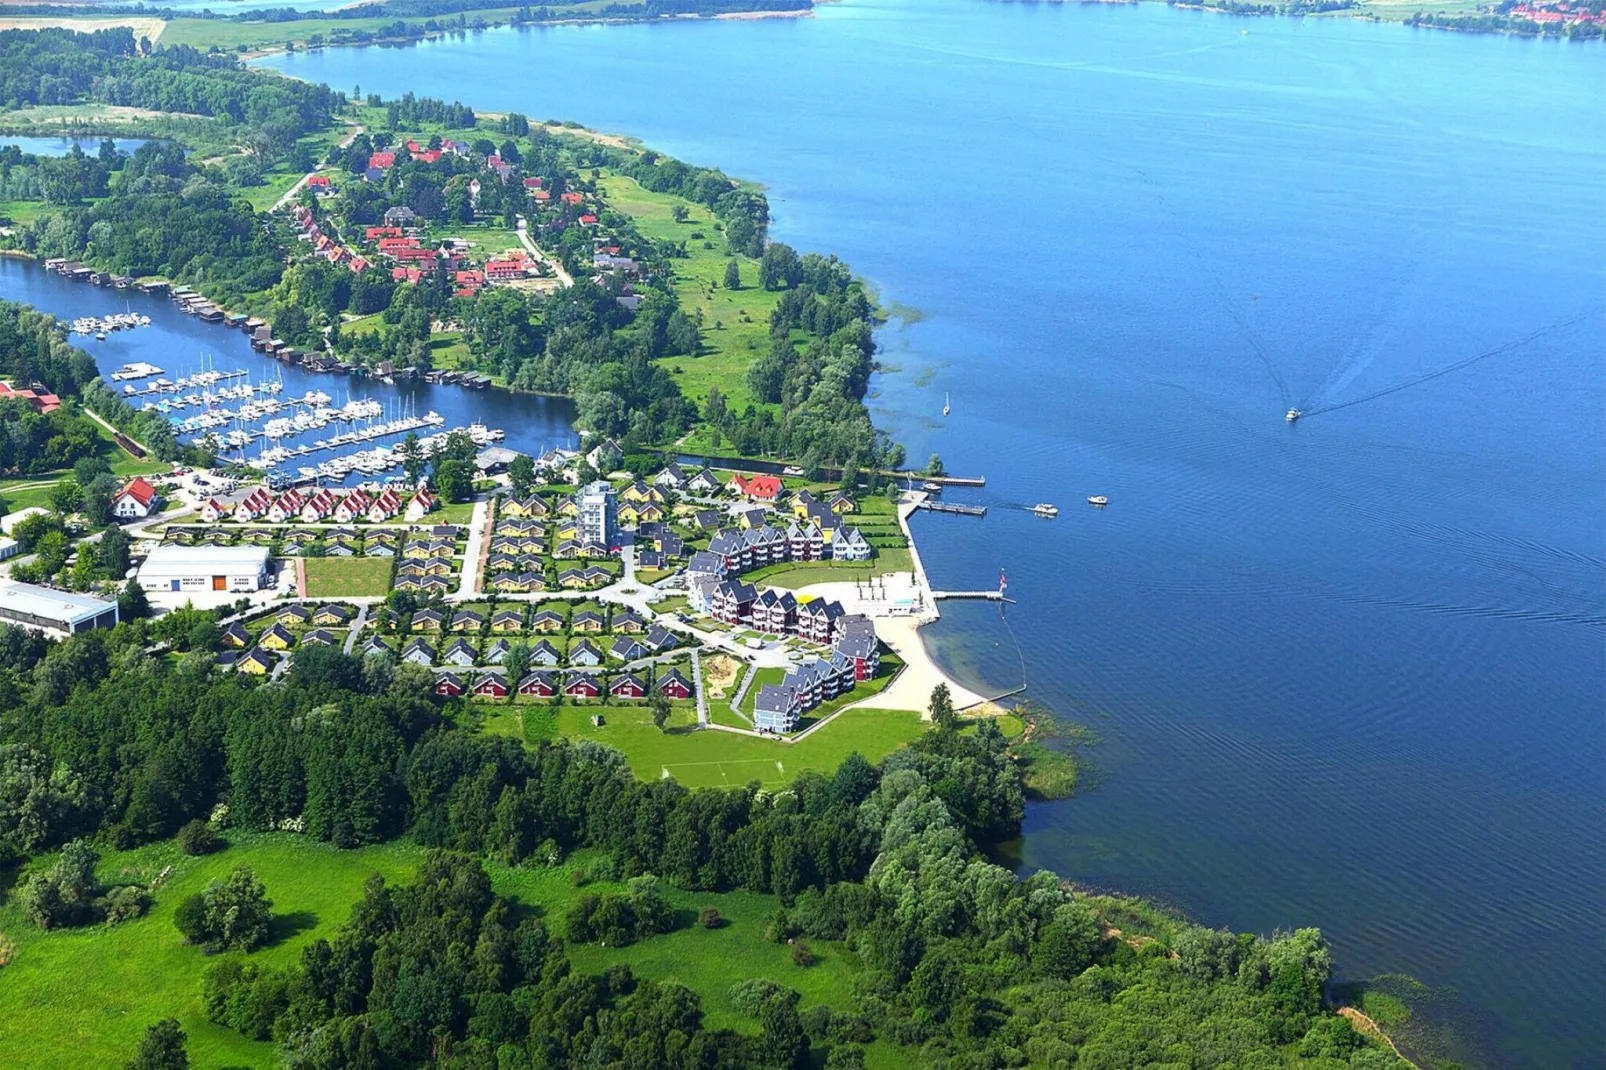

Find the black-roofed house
[[433, 670, 464, 697], [301, 628, 337, 647], [610, 635, 648, 662], [442, 638, 477, 667], [644, 624, 678, 653], [753, 683, 802, 733], [472, 670, 509, 698], [834, 632, 880, 680], [564, 671, 602, 698], [402, 637, 436, 666], [610, 672, 647, 699], [569, 639, 603, 667], [518, 671, 557, 697], [611, 610, 645, 633], [657, 667, 693, 699], [529, 638, 562, 666], [712, 579, 757, 624]]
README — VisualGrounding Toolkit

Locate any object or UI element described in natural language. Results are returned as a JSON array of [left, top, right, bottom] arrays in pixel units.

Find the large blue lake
[[216, 4, 1606, 1064]]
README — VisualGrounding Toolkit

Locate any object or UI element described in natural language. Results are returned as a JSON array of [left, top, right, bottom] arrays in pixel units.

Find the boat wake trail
[[1099, 155, 1293, 410], [1297, 308, 1602, 419]]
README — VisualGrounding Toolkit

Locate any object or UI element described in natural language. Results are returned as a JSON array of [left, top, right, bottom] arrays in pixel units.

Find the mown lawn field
[[599, 172, 782, 417], [742, 549, 915, 589], [532, 700, 926, 788], [301, 555, 392, 597]]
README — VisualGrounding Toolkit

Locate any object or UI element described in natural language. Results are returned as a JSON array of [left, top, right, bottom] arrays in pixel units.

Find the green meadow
[[599, 172, 782, 418]]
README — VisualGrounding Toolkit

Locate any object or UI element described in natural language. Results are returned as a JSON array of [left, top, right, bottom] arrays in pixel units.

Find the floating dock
[[914, 500, 987, 517]]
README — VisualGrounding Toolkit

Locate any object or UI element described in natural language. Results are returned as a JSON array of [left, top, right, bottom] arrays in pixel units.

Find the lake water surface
[[171, 4, 1606, 1064]]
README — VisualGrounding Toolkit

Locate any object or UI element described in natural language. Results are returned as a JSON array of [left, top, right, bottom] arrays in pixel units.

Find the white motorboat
[[1086, 496, 1108, 507], [1032, 503, 1059, 517]]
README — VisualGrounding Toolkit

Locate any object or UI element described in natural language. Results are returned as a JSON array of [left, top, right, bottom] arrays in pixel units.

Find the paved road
[[456, 496, 491, 598], [692, 648, 708, 726], [272, 123, 364, 214], [343, 604, 369, 654], [514, 217, 574, 287]]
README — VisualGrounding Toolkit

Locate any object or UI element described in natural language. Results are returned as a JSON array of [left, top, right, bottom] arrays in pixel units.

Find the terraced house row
[[430, 666, 693, 700], [753, 628, 882, 733]]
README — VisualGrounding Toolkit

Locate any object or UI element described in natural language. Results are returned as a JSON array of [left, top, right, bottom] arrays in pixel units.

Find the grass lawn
[[739, 666, 787, 717], [0, 199, 54, 225], [0, 833, 425, 1070], [742, 549, 915, 589], [548, 701, 926, 789], [301, 556, 392, 597], [599, 172, 781, 415]]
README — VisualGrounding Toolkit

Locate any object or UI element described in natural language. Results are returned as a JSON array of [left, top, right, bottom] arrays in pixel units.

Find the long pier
[[932, 590, 1012, 602], [914, 500, 987, 517]]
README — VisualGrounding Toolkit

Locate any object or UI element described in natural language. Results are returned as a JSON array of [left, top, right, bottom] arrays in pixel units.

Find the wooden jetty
[[914, 500, 987, 517]]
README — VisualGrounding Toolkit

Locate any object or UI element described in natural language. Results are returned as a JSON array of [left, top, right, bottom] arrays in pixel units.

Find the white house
[[111, 477, 161, 520]]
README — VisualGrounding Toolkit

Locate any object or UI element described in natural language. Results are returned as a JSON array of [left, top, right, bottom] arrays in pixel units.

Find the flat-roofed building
[[0, 581, 118, 634], [138, 545, 271, 593]]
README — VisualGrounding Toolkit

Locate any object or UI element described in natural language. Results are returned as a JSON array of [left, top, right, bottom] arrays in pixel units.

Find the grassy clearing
[[301, 556, 392, 597], [599, 172, 783, 415], [742, 549, 915, 589], [0, 200, 54, 225], [547, 700, 926, 789], [0, 833, 424, 1070]]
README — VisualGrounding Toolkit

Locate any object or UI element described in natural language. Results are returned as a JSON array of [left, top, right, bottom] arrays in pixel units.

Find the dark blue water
[[0, 257, 579, 468], [206, 5, 1606, 1064], [0, 136, 151, 157]]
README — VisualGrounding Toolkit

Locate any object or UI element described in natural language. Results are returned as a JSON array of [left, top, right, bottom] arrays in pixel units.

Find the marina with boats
[[5, 257, 567, 492]]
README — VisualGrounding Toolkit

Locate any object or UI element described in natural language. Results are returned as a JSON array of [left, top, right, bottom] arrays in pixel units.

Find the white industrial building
[[0, 581, 119, 634], [138, 545, 271, 593]]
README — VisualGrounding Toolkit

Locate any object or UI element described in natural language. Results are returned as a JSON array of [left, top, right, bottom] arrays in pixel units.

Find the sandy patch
[[532, 121, 636, 151], [0, 15, 164, 39], [703, 653, 739, 698], [711, 8, 813, 18]]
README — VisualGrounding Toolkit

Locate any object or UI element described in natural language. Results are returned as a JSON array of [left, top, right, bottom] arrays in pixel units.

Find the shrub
[[698, 906, 724, 929], [177, 819, 217, 856], [173, 866, 273, 952], [728, 977, 799, 1018], [791, 940, 815, 967]]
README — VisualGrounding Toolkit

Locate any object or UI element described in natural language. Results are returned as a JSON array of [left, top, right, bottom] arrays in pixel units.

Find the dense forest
[[0, 625, 1403, 1068]]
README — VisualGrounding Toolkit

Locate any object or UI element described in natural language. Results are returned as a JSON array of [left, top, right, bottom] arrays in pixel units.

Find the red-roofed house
[[0, 382, 62, 415], [366, 226, 403, 241], [379, 237, 421, 255], [306, 174, 330, 190], [560, 192, 583, 206], [484, 259, 526, 280], [416, 150, 442, 164], [367, 151, 396, 170], [579, 214, 598, 226], [392, 267, 424, 284], [532, 189, 551, 203], [348, 256, 370, 274], [523, 177, 543, 189], [112, 477, 161, 520], [732, 473, 783, 501]]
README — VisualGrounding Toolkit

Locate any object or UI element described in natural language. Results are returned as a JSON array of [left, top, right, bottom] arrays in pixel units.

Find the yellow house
[[828, 492, 856, 514], [236, 650, 275, 675], [490, 612, 524, 633], [258, 624, 295, 651], [620, 480, 663, 504], [558, 499, 579, 517]]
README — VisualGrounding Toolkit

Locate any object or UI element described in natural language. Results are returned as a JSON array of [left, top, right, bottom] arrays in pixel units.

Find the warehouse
[[0, 582, 119, 634], [138, 545, 272, 593]]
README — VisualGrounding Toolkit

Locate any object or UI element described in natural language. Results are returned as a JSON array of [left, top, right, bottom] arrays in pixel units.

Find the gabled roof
[[116, 476, 158, 507]]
